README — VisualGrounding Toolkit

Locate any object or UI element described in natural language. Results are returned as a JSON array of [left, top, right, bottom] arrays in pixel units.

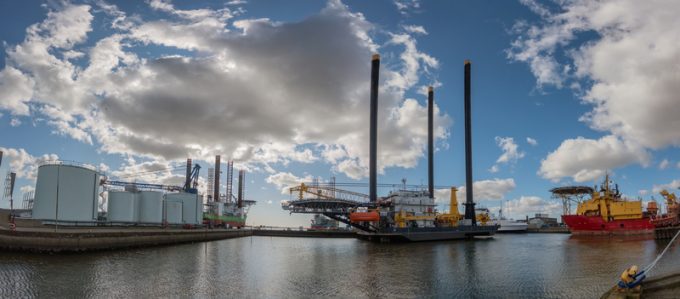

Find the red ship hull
[[562, 215, 654, 235]]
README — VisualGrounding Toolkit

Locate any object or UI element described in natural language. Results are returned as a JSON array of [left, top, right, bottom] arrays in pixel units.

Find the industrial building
[[528, 213, 559, 229]]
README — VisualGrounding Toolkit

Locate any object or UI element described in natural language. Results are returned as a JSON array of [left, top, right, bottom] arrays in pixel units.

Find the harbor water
[[1, 234, 679, 298]]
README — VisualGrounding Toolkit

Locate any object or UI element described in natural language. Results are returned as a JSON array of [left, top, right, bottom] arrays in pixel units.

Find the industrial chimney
[[463, 60, 477, 225], [214, 155, 221, 202], [369, 54, 380, 203], [428, 86, 434, 199]]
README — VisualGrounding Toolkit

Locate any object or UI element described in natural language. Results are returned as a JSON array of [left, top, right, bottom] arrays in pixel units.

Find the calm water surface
[[1, 234, 679, 298]]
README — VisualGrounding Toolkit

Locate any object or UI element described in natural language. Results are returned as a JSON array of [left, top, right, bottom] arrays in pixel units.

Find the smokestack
[[214, 155, 221, 202], [369, 54, 380, 203], [428, 86, 434, 199], [463, 60, 477, 225], [185, 159, 192, 190], [237, 170, 244, 209]]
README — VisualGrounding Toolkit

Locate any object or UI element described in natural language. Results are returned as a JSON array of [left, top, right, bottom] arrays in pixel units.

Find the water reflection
[[1, 234, 679, 298]]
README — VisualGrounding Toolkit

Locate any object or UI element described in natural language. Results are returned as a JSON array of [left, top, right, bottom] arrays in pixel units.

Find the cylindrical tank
[[108, 191, 137, 222], [164, 201, 183, 224], [138, 191, 163, 223], [32, 163, 100, 222]]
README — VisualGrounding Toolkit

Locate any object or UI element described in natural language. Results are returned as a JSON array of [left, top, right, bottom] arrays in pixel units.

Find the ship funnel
[[369, 54, 380, 202], [463, 60, 477, 225], [428, 86, 434, 199], [214, 155, 221, 202]]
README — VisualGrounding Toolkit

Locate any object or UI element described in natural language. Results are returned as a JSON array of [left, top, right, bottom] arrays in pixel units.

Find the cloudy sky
[[0, 0, 678, 226]]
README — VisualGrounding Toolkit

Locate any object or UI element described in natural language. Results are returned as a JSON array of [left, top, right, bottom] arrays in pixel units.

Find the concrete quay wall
[[0, 227, 251, 252]]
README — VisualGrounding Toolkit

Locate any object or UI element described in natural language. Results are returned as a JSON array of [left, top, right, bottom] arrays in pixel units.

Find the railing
[[38, 159, 99, 172]]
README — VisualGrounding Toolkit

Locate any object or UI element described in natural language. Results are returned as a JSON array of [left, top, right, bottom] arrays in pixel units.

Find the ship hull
[[356, 225, 497, 242], [562, 215, 654, 235]]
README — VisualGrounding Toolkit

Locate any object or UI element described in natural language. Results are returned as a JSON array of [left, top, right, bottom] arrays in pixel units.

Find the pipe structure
[[237, 170, 244, 209], [185, 159, 192, 190], [214, 155, 220, 202], [369, 54, 380, 203], [226, 160, 234, 203], [463, 60, 477, 225], [428, 86, 434, 199]]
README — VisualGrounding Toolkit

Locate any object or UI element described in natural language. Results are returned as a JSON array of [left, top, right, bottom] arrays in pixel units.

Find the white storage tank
[[32, 163, 100, 222], [108, 191, 138, 222], [164, 201, 183, 224], [138, 191, 163, 223], [165, 192, 202, 225]]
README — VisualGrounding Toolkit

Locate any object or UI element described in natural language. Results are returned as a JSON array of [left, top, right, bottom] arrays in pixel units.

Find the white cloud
[[0, 1, 448, 181], [490, 137, 524, 172], [510, 0, 680, 151], [265, 172, 313, 194], [505, 196, 561, 218], [539, 135, 650, 183], [450, 178, 516, 204], [393, 0, 421, 15], [402, 25, 427, 35], [495, 137, 524, 164], [20, 185, 35, 194], [526, 137, 537, 146], [10, 118, 21, 127], [0, 67, 34, 115], [659, 159, 670, 170], [488, 165, 499, 173], [0, 147, 59, 180], [432, 179, 515, 212]]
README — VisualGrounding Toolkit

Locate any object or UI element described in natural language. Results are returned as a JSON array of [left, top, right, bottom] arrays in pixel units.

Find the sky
[[0, 0, 678, 227]]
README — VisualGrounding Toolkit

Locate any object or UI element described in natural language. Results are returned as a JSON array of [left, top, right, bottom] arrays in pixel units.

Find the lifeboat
[[350, 210, 380, 222]]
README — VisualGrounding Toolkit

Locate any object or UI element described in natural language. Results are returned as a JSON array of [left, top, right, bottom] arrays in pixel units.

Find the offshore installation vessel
[[282, 55, 497, 242], [551, 175, 655, 235], [201, 156, 255, 228]]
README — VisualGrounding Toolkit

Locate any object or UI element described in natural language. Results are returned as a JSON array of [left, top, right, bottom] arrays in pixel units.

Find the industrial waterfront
[[1, 234, 678, 298]]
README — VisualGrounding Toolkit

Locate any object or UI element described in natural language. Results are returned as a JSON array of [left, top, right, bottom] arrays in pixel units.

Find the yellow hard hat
[[628, 265, 639, 275]]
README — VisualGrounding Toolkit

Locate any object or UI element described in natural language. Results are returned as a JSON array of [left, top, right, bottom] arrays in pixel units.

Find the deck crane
[[183, 162, 201, 194]]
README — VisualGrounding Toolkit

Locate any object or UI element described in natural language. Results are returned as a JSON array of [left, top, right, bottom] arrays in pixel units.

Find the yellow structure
[[574, 174, 644, 221], [436, 187, 462, 226], [660, 190, 677, 206], [395, 210, 436, 228], [476, 210, 490, 225]]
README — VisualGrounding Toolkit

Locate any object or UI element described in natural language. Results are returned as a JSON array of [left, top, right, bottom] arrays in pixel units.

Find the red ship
[[551, 175, 654, 236]]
